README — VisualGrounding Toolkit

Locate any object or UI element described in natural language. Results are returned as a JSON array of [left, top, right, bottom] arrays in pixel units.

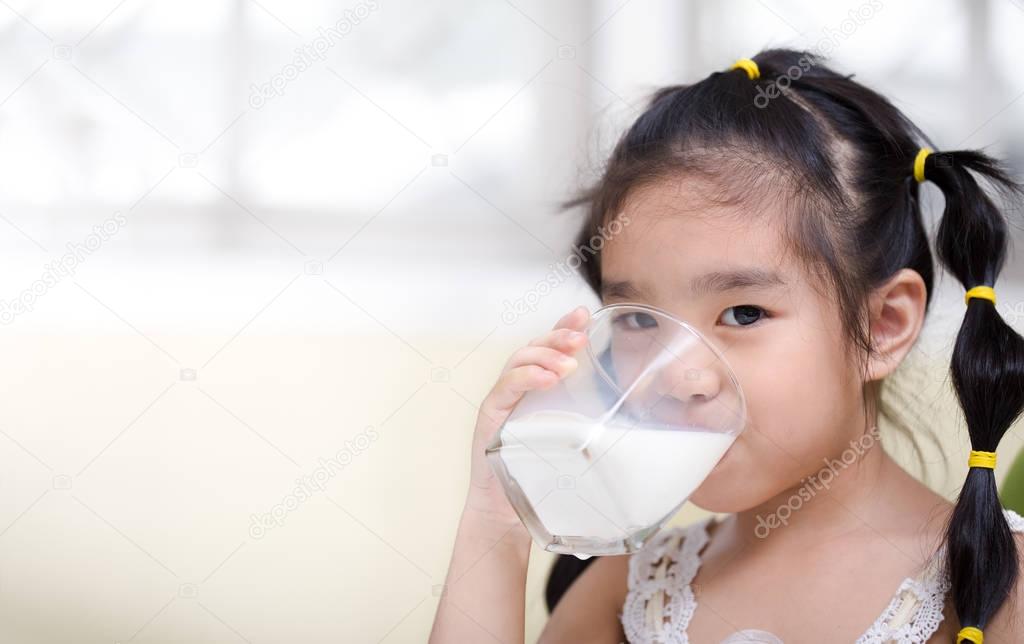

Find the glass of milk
[[485, 303, 747, 558]]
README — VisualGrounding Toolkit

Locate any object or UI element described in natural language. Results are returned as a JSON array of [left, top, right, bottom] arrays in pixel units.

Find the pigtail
[[922, 148, 1024, 642]]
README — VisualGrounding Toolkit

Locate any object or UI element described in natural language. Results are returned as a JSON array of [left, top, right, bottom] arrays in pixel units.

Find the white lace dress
[[619, 508, 1024, 643]]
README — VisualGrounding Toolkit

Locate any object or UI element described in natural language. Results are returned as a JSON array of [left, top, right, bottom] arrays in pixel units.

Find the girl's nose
[[653, 360, 723, 403]]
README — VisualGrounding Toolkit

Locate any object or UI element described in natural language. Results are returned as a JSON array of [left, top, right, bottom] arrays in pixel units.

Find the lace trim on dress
[[619, 508, 1024, 644], [620, 517, 712, 644]]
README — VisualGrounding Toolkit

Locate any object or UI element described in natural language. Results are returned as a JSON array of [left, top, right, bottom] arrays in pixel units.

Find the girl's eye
[[612, 312, 659, 330], [720, 305, 767, 327]]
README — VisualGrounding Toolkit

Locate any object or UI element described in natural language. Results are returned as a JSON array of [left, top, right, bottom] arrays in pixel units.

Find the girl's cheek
[[711, 356, 842, 501], [693, 309, 859, 507]]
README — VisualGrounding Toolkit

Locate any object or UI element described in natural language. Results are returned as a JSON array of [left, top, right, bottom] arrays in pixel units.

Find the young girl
[[429, 49, 1024, 643]]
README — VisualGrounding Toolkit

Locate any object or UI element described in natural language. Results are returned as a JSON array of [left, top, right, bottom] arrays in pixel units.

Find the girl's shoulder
[[1003, 506, 1024, 531], [540, 551, 631, 643]]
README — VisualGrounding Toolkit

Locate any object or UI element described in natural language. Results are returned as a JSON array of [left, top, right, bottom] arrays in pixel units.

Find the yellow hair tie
[[957, 626, 984, 643], [913, 147, 932, 182], [730, 58, 760, 80], [964, 285, 996, 306], [968, 450, 997, 469]]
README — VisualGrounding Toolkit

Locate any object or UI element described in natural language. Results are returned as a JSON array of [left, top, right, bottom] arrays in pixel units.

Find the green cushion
[[999, 447, 1024, 514]]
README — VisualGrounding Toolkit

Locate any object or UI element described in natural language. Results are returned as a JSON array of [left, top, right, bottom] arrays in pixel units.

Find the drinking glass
[[485, 303, 747, 557]]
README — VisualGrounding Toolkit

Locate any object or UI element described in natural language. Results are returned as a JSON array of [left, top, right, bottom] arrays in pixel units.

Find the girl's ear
[[864, 268, 928, 382]]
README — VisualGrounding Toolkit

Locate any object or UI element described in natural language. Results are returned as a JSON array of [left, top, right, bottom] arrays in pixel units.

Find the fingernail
[[569, 331, 584, 340]]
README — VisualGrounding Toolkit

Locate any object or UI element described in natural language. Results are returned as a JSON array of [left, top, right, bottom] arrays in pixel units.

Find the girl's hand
[[463, 305, 591, 528]]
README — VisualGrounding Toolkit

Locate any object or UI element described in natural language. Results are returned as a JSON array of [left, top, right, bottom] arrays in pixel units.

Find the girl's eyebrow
[[601, 268, 786, 300], [690, 268, 787, 296]]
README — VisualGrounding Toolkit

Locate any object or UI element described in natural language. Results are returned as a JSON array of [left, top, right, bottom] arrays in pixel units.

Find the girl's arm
[[428, 500, 533, 642], [429, 306, 592, 643]]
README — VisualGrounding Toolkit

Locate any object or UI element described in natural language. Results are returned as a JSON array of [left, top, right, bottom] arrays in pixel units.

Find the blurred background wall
[[1, 0, 1023, 642]]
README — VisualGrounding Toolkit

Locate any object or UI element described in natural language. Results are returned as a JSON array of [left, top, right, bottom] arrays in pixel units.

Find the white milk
[[494, 409, 735, 543]]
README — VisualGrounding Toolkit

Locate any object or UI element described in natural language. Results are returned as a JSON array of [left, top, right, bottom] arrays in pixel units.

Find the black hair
[[544, 48, 1024, 640]]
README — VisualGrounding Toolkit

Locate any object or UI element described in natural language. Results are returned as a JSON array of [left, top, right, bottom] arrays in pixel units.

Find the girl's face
[[599, 178, 870, 513]]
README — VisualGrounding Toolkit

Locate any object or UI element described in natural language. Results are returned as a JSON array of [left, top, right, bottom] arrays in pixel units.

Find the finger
[[486, 364, 560, 414], [527, 327, 589, 353], [551, 305, 591, 331], [503, 345, 579, 376]]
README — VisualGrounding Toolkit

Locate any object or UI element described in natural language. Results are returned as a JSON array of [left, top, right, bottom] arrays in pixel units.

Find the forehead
[[600, 177, 797, 292]]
